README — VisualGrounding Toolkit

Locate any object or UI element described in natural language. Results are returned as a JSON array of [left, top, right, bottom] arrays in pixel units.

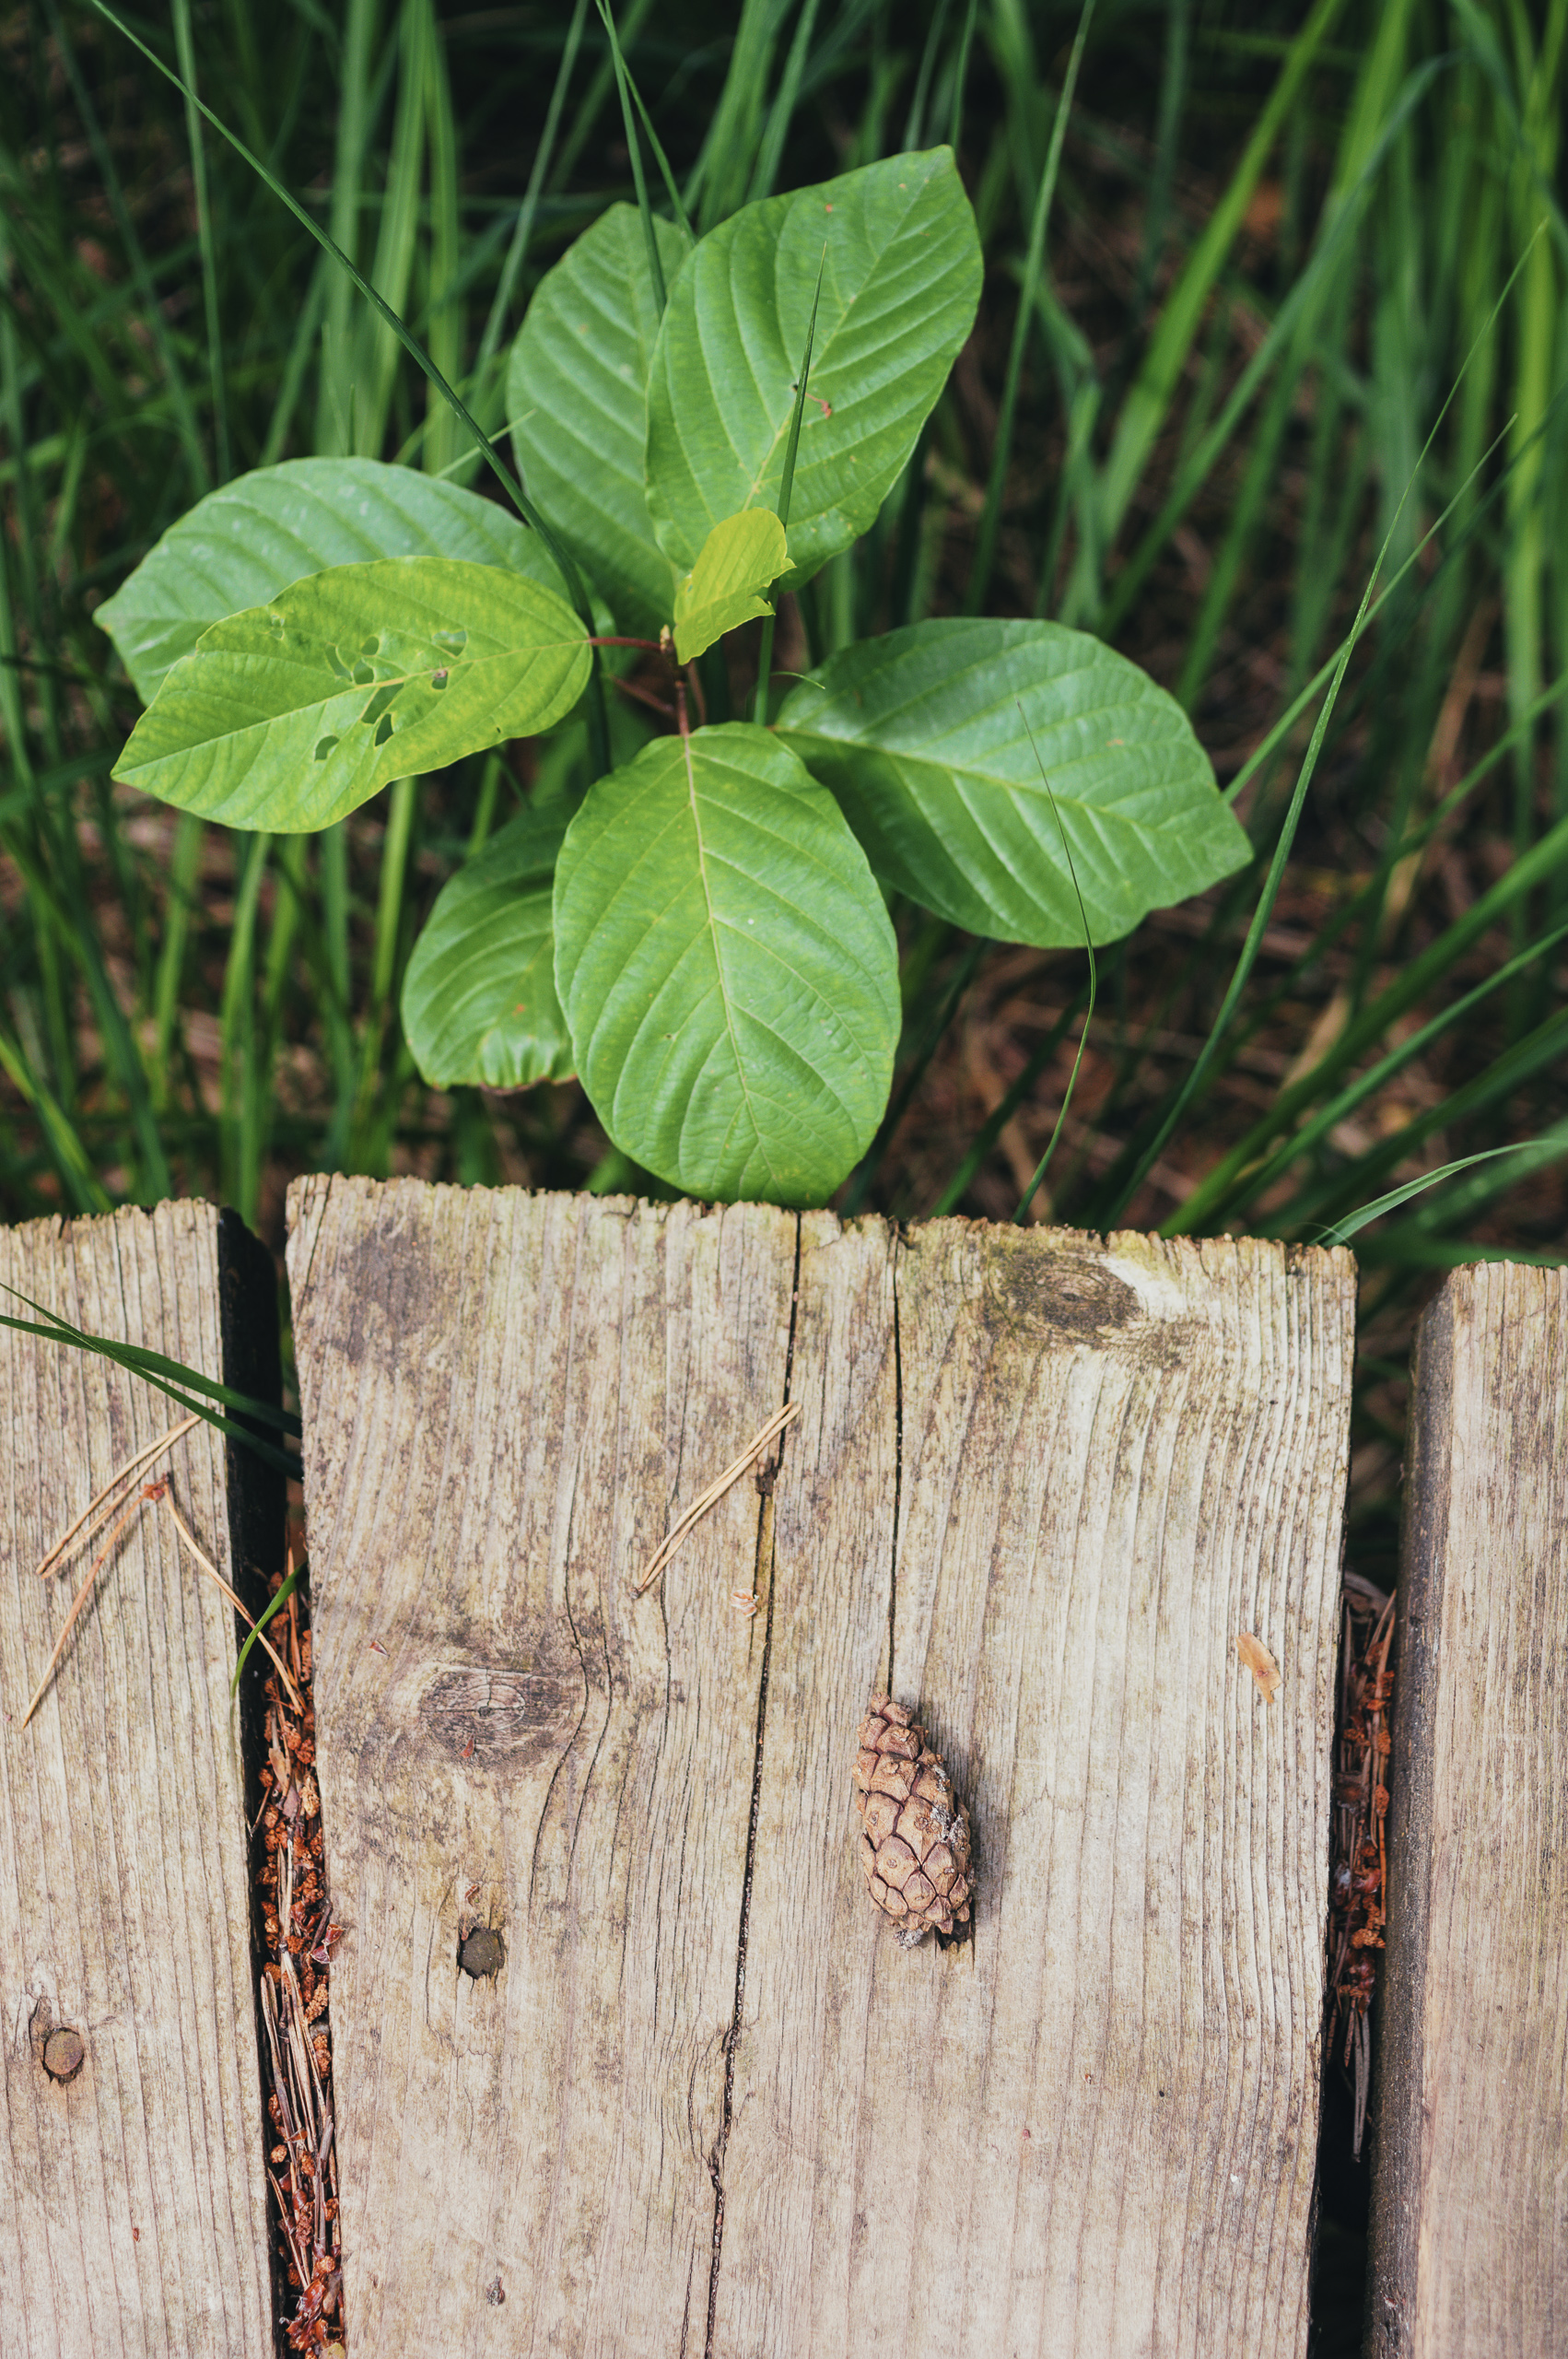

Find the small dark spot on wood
[[459, 1926, 505, 1979], [486, 2275, 506, 2305], [42, 2026, 85, 2082]]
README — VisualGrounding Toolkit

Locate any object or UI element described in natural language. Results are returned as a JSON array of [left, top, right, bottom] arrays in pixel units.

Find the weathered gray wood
[[0, 1202, 278, 2356], [286, 1176, 796, 2350], [1366, 1263, 1568, 2359], [287, 1180, 1354, 2354], [719, 1219, 1354, 2358]]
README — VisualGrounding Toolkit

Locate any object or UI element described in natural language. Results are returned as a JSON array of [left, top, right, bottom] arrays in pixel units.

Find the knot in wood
[[459, 1925, 505, 1979], [42, 2026, 85, 2083]]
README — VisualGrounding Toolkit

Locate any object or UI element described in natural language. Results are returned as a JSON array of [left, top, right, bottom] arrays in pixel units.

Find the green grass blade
[[1320, 1139, 1565, 1246], [474, 0, 590, 391], [0, 1031, 111, 1215], [422, 0, 467, 480], [750, 0, 823, 205], [170, 0, 230, 482], [230, 1562, 298, 1699], [965, 0, 1094, 616], [597, 0, 667, 313], [1094, 0, 1349, 553], [903, 0, 952, 150], [42, 0, 209, 493], [316, 0, 381, 456], [948, 0, 978, 151], [354, 0, 428, 458], [1226, 920, 1568, 1221]]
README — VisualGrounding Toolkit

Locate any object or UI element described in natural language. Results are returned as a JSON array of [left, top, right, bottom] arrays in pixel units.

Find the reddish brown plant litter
[[1328, 1572, 1397, 2158], [254, 1561, 345, 2353]]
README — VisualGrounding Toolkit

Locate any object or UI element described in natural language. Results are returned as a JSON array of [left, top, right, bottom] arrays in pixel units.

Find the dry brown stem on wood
[[19, 1476, 170, 1728], [254, 1560, 345, 2352], [30, 1412, 199, 1579], [633, 1398, 801, 1594]]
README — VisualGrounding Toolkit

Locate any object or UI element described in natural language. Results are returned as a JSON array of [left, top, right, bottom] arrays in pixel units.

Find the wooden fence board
[[717, 1220, 1354, 2359], [0, 1203, 279, 2357], [290, 1179, 1354, 2356], [1367, 1263, 1568, 2359], [286, 1177, 796, 2350]]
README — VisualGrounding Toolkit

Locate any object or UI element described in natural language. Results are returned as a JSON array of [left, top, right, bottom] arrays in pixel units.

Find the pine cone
[[851, 1696, 972, 1946]]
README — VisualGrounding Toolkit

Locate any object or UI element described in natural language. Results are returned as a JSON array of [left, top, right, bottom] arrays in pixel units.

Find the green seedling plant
[[99, 147, 1249, 1208]]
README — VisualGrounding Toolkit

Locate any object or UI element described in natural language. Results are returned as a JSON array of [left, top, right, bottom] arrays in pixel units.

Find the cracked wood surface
[[0, 1203, 275, 2357], [1367, 1264, 1568, 2359], [287, 1180, 1354, 2355]]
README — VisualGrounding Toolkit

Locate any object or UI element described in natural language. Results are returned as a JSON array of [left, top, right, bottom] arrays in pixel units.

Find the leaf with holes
[[95, 458, 568, 704], [776, 617, 1250, 945], [509, 204, 688, 638], [553, 722, 898, 1203], [645, 148, 980, 586], [114, 558, 589, 832], [402, 804, 573, 1087], [672, 510, 790, 663]]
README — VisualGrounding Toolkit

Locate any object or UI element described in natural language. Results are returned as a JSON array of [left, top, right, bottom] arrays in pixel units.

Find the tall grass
[[2, 3, 1566, 1568]]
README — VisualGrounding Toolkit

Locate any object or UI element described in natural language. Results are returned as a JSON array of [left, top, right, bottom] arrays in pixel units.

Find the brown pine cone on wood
[[851, 1696, 973, 1947]]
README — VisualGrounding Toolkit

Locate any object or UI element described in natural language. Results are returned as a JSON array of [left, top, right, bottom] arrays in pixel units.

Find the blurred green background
[[4, 0, 1567, 1593]]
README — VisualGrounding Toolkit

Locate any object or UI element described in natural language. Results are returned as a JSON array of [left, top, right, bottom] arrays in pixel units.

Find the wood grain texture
[[286, 1177, 796, 2351], [0, 1203, 275, 2357], [1367, 1263, 1568, 2359], [719, 1220, 1354, 2359], [287, 1182, 1353, 2355]]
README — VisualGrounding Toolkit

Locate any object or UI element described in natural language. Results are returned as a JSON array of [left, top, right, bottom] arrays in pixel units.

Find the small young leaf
[[114, 558, 589, 832], [96, 459, 567, 704], [508, 204, 687, 637], [645, 148, 981, 586], [401, 805, 574, 1088], [776, 617, 1249, 945], [672, 510, 790, 663], [553, 722, 899, 1204]]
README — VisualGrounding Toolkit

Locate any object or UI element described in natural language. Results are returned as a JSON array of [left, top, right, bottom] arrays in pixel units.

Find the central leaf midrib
[[683, 741, 781, 1192]]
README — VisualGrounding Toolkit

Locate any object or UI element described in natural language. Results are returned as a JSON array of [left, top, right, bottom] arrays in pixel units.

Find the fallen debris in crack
[[254, 1559, 345, 2354]]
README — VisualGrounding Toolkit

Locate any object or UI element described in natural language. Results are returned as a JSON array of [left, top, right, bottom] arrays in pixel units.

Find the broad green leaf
[[402, 804, 573, 1088], [96, 458, 566, 704], [673, 510, 789, 663], [553, 722, 898, 1205], [508, 205, 687, 638], [776, 618, 1250, 946], [115, 558, 589, 833], [645, 149, 980, 584]]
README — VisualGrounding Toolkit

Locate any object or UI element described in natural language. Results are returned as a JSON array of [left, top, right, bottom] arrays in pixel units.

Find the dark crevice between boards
[[703, 1211, 802, 2359], [1307, 1555, 1406, 2359], [215, 1209, 298, 2355], [885, 1223, 905, 1696]]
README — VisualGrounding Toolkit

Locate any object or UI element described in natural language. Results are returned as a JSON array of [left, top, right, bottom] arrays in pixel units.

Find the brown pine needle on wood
[[20, 1478, 166, 1728], [163, 1494, 304, 1715], [32, 1413, 200, 1579], [634, 1399, 801, 1595]]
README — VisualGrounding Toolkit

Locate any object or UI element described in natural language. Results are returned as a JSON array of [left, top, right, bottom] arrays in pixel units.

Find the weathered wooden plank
[[285, 1175, 796, 2349], [1366, 1263, 1568, 2359], [717, 1220, 1354, 2359], [0, 1202, 280, 2356], [291, 1180, 1354, 2354]]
